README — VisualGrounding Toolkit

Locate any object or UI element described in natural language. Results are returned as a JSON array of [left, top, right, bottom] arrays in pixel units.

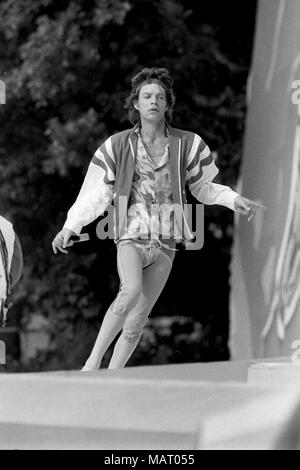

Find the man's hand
[[234, 196, 267, 221], [52, 228, 77, 254]]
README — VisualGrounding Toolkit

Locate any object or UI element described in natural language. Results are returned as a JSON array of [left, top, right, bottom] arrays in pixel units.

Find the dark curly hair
[[124, 67, 176, 125]]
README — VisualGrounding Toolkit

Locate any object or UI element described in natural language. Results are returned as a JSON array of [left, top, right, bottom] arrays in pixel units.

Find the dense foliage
[[0, 0, 257, 371]]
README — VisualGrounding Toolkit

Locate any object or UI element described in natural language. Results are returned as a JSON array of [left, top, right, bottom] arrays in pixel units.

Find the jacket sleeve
[[63, 136, 116, 234], [186, 134, 238, 211]]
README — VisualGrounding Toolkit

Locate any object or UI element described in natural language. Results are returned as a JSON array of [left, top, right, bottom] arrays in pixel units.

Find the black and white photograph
[[1, 0, 300, 452]]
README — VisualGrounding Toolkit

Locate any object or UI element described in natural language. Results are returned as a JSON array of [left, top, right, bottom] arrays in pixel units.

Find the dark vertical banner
[[230, 0, 300, 359]]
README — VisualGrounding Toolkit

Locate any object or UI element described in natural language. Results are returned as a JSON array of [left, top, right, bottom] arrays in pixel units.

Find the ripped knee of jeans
[[111, 286, 142, 317], [111, 301, 128, 317], [122, 330, 142, 344]]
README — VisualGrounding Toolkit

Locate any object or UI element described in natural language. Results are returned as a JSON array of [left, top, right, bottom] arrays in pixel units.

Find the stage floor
[[0, 357, 299, 449]]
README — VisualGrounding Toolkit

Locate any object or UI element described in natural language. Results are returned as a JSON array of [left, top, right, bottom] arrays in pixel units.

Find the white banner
[[230, 0, 300, 359]]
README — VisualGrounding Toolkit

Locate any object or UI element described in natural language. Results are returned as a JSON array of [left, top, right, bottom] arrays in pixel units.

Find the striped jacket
[[63, 125, 238, 240]]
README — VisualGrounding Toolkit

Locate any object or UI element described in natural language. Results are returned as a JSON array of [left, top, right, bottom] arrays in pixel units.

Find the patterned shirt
[[119, 130, 180, 241]]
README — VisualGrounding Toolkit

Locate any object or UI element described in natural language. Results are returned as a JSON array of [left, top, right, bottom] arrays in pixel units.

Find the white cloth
[[0, 215, 15, 324]]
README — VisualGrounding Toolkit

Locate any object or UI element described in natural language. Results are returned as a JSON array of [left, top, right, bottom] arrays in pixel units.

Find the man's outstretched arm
[[52, 137, 115, 254], [186, 134, 266, 219]]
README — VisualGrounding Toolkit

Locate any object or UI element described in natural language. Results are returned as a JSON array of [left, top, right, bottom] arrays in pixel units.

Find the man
[[52, 67, 264, 370], [0, 215, 23, 327]]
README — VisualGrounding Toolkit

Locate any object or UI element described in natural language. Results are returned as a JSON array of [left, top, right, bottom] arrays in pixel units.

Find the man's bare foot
[[81, 361, 100, 372], [81, 365, 94, 372]]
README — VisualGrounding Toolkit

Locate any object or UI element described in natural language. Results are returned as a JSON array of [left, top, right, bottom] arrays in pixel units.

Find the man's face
[[134, 82, 168, 123]]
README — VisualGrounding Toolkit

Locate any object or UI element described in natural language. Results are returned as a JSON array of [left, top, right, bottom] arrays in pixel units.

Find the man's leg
[[108, 252, 173, 369], [82, 242, 143, 371]]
